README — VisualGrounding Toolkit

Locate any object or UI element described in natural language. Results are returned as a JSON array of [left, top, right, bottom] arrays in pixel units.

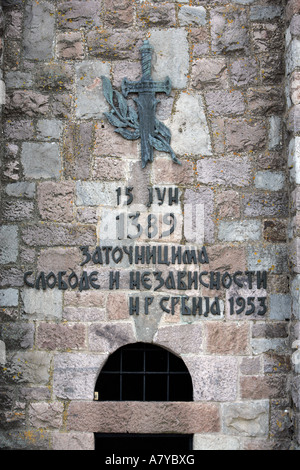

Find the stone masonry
[[0, 0, 299, 450]]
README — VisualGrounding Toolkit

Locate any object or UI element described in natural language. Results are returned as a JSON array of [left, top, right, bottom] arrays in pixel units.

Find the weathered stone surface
[[5, 91, 49, 117], [247, 244, 288, 273], [57, 32, 84, 60], [252, 22, 283, 54], [242, 191, 288, 218], [240, 375, 288, 399], [263, 220, 287, 242], [226, 119, 267, 152], [35, 63, 73, 92], [178, 6, 207, 26], [28, 402, 64, 429], [254, 171, 285, 190], [185, 356, 238, 401], [36, 323, 86, 351], [52, 432, 94, 450], [53, 353, 107, 400], [63, 122, 93, 180], [37, 182, 75, 222], [21, 143, 60, 179], [269, 294, 292, 320], [0, 289, 19, 307], [191, 58, 227, 89], [205, 323, 250, 355], [197, 156, 251, 187], [2, 200, 34, 221], [21, 224, 96, 247], [3, 351, 51, 385], [250, 5, 283, 21], [94, 121, 139, 158], [148, 29, 189, 89], [154, 324, 202, 355], [0, 226, 18, 264], [218, 220, 261, 242], [0, 322, 34, 350], [88, 322, 136, 353], [211, 7, 249, 54], [247, 87, 284, 115], [106, 293, 128, 320], [57, 1, 102, 30], [23, 1, 55, 60], [216, 190, 240, 219], [222, 401, 269, 437], [206, 90, 245, 116], [153, 158, 194, 185], [37, 247, 81, 273], [87, 30, 143, 61], [137, 3, 176, 27], [76, 181, 119, 206], [75, 61, 110, 119], [229, 57, 258, 86], [21, 289, 63, 321], [92, 157, 127, 181], [167, 93, 212, 155], [67, 402, 220, 434], [184, 187, 214, 244]]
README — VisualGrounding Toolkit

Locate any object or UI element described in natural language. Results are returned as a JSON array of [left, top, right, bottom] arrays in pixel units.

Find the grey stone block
[[0, 226, 18, 264], [218, 220, 261, 242], [21, 142, 60, 179], [75, 61, 110, 119], [0, 289, 19, 307], [23, 1, 55, 60]]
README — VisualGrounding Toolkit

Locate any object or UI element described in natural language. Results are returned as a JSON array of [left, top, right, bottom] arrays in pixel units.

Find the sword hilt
[[140, 40, 153, 79]]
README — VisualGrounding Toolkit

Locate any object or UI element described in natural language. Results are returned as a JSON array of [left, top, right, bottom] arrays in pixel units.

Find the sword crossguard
[[122, 77, 171, 98]]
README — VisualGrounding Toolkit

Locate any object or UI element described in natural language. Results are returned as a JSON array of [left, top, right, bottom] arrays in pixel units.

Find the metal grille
[[95, 342, 193, 401]]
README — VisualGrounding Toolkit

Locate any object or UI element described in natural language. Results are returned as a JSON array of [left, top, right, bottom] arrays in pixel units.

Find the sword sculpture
[[101, 40, 181, 168]]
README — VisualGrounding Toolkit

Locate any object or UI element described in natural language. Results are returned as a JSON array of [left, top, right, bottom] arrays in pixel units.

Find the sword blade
[[135, 92, 157, 168]]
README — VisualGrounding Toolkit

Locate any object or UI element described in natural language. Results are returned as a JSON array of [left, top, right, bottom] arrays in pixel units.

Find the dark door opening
[[95, 433, 193, 451], [94, 343, 194, 451]]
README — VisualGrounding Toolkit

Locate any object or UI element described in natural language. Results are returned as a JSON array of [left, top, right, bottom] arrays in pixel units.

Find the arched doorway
[[94, 342, 193, 450]]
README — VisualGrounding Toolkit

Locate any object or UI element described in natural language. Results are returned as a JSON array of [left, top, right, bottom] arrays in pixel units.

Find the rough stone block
[[21, 289, 63, 321], [211, 7, 249, 54], [67, 402, 220, 434], [219, 220, 261, 242], [222, 401, 269, 437], [206, 90, 245, 116], [240, 375, 288, 399], [57, 32, 84, 60], [37, 247, 81, 273], [87, 30, 143, 61], [92, 157, 127, 181], [5, 91, 49, 117], [57, 1, 102, 30], [178, 6, 207, 26], [53, 353, 107, 400], [88, 322, 136, 353], [184, 187, 214, 244], [0, 289, 19, 307], [196, 156, 251, 187], [148, 29, 189, 89], [247, 244, 288, 273], [2, 200, 34, 221], [250, 5, 283, 21], [215, 190, 240, 219], [21, 143, 60, 179], [36, 120, 63, 141], [28, 402, 64, 429], [52, 432, 94, 450], [193, 434, 240, 450], [254, 171, 285, 191], [247, 87, 284, 116], [153, 158, 194, 185], [185, 356, 239, 401], [191, 58, 227, 89], [226, 119, 267, 152], [76, 181, 119, 206], [4, 351, 51, 385], [269, 294, 292, 320], [242, 191, 288, 218], [21, 224, 96, 247], [229, 57, 258, 86], [107, 293, 128, 320], [167, 92, 212, 155], [252, 23, 283, 54], [154, 324, 202, 355], [268, 116, 282, 150], [94, 121, 139, 158], [36, 323, 86, 351], [63, 121, 93, 180], [37, 181, 75, 222], [75, 61, 110, 119], [0, 225, 18, 264], [137, 3, 176, 27], [23, 1, 55, 60], [286, 39, 300, 75], [205, 323, 250, 355]]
